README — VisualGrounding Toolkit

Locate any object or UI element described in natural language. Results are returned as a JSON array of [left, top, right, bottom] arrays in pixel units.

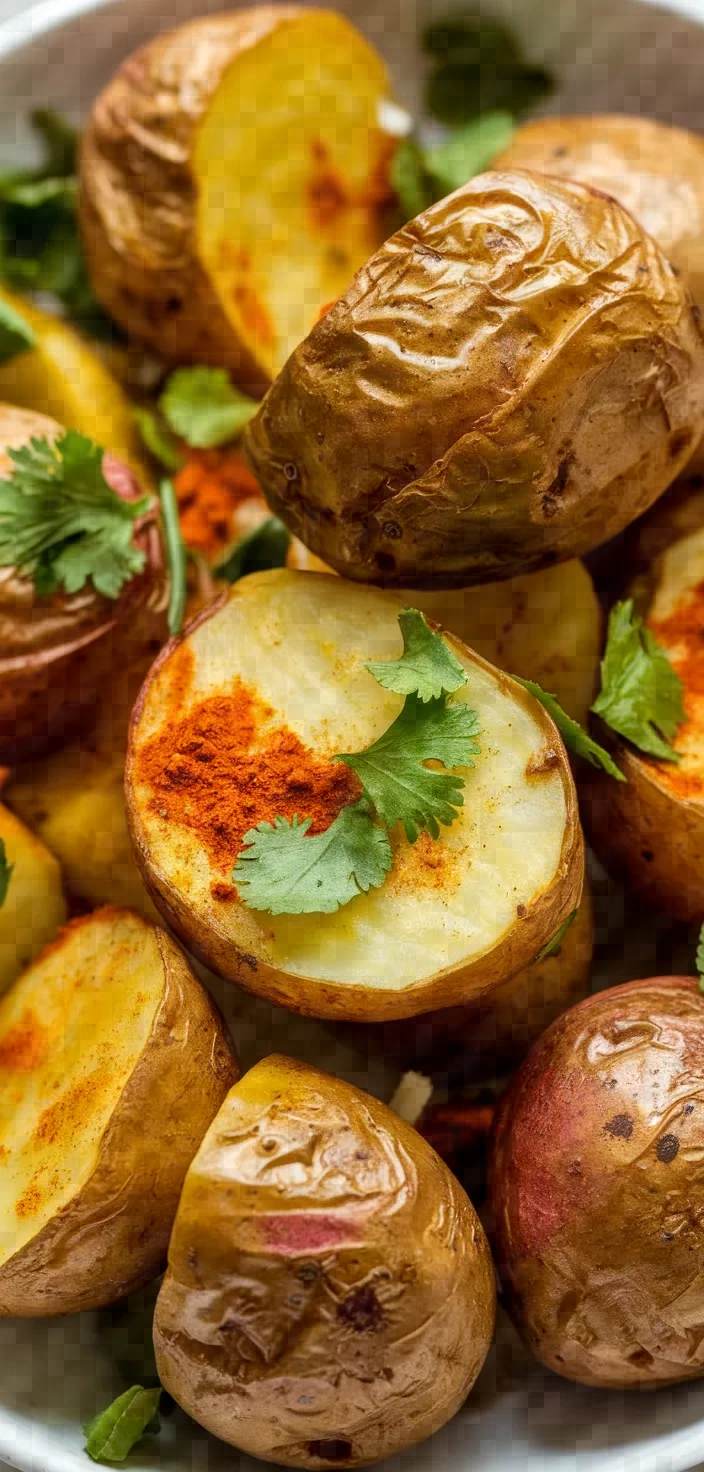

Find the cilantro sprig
[[160, 367, 258, 450], [392, 112, 514, 221], [0, 431, 150, 598], [84, 1386, 162, 1463], [422, 13, 554, 127], [514, 677, 625, 781], [233, 609, 481, 915], [592, 600, 685, 762], [535, 908, 578, 962], [0, 839, 13, 908]]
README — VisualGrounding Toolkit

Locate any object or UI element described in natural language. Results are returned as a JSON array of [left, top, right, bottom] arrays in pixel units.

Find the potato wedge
[[126, 569, 583, 1022], [245, 169, 704, 586], [153, 1054, 496, 1466], [0, 404, 162, 764], [0, 804, 66, 996], [0, 907, 238, 1316], [79, 9, 398, 394]]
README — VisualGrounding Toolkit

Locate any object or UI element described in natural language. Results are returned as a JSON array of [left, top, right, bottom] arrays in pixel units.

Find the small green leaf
[[391, 137, 435, 220], [215, 516, 290, 584], [233, 801, 392, 915], [514, 676, 626, 781], [160, 367, 258, 449], [0, 838, 13, 908], [366, 607, 467, 702], [424, 112, 514, 194], [0, 296, 35, 363], [422, 12, 554, 127], [133, 408, 183, 473], [535, 909, 578, 962], [31, 108, 78, 176], [84, 1386, 161, 1463], [337, 694, 481, 843], [591, 599, 686, 761]]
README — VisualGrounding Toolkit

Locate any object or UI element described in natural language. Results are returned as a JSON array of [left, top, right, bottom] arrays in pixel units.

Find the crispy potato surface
[[79, 9, 397, 394], [0, 804, 66, 996], [0, 907, 238, 1316], [245, 169, 704, 586], [489, 976, 704, 1387], [154, 1054, 495, 1466], [126, 570, 583, 1021]]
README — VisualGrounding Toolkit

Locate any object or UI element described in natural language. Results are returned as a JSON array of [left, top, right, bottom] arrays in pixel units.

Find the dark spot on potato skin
[[685, 1102, 695, 1115], [656, 1133, 680, 1163], [308, 1442, 353, 1461], [669, 429, 693, 460], [337, 1285, 385, 1332], [604, 1113, 634, 1139], [541, 458, 572, 519]]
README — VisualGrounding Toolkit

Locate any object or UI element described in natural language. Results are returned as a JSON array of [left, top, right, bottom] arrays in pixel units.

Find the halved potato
[[79, 9, 398, 394], [0, 804, 66, 996], [126, 569, 583, 1022], [582, 500, 704, 921], [153, 1054, 496, 1467], [0, 907, 238, 1316]]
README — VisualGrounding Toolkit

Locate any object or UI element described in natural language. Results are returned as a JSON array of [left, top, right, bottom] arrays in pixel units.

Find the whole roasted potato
[[126, 569, 583, 1022], [493, 114, 704, 309], [0, 803, 66, 995], [245, 170, 704, 587], [489, 976, 704, 1388], [0, 906, 238, 1316], [153, 1054, 496, 1466], [79, 9, 398, 395], [0, 405, 162, 764]]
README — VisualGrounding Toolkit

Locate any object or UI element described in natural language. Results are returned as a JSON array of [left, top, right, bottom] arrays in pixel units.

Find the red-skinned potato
[[489, 976, 704, 1388], [0, 405, 162, 765], [153, 1055, 496, 1467]]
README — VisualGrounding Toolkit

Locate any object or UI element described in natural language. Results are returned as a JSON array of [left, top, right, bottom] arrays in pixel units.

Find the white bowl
[[2, 1, 704, 1470]]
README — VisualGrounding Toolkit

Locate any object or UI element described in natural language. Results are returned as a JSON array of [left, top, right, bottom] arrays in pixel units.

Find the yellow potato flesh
[[0, 910, 163, 1265], [0, 805, 66, 996], [646, 525, 704, 792], [132, 571, 568, 991], [194, 11, 393, 381]]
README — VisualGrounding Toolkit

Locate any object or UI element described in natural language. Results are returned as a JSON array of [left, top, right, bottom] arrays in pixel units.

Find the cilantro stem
[[159, 478, 186, 638]]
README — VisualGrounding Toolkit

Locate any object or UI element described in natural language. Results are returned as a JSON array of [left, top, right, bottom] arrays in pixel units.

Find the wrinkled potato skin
[[79, 9, 301, 398], [488, 977, 704, 1388], [0, 913, 239, 1317], [245, 170, 704, 587], [154, 1055, 495, 1466], [0, 405, 162, 765]]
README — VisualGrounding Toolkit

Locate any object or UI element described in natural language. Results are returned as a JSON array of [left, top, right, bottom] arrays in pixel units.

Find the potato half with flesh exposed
[[79, 8, 398, 395], [0, 404, 162, 764], [125, 569, 583, 1022], [154, 1054, 495, 1467], [0, 906, 238, 1316], [488, 976, 704, 1387], [581, 502, 704, 921], [245, 169, 704, 586], [0, 803, 66, 996]]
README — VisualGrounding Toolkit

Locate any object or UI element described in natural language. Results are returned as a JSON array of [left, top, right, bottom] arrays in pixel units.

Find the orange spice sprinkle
[[174, 446, 264, 559]]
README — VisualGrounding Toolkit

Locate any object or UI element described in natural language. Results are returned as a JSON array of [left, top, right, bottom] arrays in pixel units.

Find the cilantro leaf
[[337, 694, 481, 842], [0, 838, 13, 908], [366, 607, 467, 702], [423, 13, 554, 127], [391, 138, 435, 220], [0, 430, 150, 599], [423, 112, 514, 195], [513, 676, 625, 781], [591, 599, 686, 762], [133, 408, 183, 473], [535, 909, 578, 961], [697, 923, 704, 994], [215, 516, 290, 584], [233, 801, 392, 915], [160, 368, 258, 449], [84, 1386, 162, 1463], [0, 296, 35, 363]]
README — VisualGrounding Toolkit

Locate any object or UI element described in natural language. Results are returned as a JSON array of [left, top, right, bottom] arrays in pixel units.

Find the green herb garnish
[[514, 676, 625, 781], [591, 599, 685, 762], [215, 517, 290, 584], [84, 1386, 162, 1463], [160, 367, 258, 449], [0, 839, 13, 908], [365, 607, 467, 702], [0, 296, 35, 363], [392, 112, 514, 222], [133, 408, 183, 474], [423, 13, 554, 127], [0, 431, 149, 598], [159, 478, 187, 637], [535, 908, 578, 961], [233, 801, 393, 916]]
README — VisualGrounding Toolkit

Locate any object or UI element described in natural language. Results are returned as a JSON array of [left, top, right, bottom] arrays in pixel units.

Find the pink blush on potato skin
[[259, 1213, 362, 1253]]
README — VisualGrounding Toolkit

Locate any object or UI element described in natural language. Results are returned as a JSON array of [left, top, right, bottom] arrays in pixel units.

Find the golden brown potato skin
[[0, 405, 162, 765], [245, 169, 704, 587], [488, 976, 704, 1388], [79, 8, 300, 398], [0, 911, 239, 1317], [493, 114, 704, 308], [154, 1055, 495, 1466]]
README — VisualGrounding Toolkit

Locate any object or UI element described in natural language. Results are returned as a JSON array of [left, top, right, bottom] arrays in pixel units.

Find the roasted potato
[[488, 975, 704, 1387], [0, 803, 66, 996], [79, 9, 398, 395], [0, 405, 162, 764], [126, 569, 583, 1022], [153, 1054, 496, 1466], [493, 114, 704, 309], [0, 906, 238, 1316], [581, 491, 704, 921], [245, 169, 704, 587]]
